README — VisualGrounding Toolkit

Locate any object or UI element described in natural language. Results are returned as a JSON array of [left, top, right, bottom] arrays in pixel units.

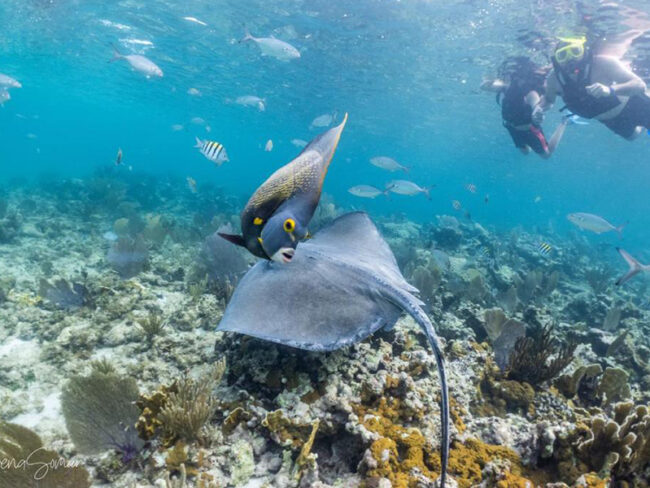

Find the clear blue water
[[1, 0, 649, 257]]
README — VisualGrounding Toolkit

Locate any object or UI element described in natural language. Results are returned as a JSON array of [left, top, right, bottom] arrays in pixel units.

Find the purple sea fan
[[39, 278, 88, 309], [61, 369, 144, 463], [200, 224, 249, 283], [107, 235, 148, 278]]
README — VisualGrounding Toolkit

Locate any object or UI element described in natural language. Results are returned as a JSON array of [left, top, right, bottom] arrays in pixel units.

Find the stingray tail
[[421, 315, 449, 487], [394, 292, 449, 486]]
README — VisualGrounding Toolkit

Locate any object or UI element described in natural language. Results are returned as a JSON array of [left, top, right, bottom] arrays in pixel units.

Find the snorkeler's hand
[[531, 105, 544, 125], [586, 83, 612, 98], [480, 80, 494, 91]]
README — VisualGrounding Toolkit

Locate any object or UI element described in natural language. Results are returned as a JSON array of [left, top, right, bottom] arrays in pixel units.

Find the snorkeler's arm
[[539, 71, 559, 110], [480, 78, 508, 92], [524, 90, 541, 108], [589, 56, 646, 97], [525, 90, 545, 124]]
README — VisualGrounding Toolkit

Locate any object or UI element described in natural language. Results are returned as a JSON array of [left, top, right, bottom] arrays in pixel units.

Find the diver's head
[[260, 211, 305, 263], [553, 36, 588, 71]]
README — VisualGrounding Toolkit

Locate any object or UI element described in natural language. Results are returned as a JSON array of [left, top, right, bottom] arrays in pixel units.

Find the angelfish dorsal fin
[[218, 233, 246, 248]]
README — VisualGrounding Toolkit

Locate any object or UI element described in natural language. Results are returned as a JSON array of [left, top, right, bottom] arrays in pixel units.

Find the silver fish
[[265, 139, 273, 152], [240, 30, 300, 61], [111, 46, 163, 77], [348, 185, 389, 199], [616, 248, 650, 285], [183, 16, 207, 26], [387, 180, 431, 199], [0, 73, 21, 89], [567, 212, 626, 238], [310, 113, 334, 129], [187, 87, 201, 96], [370, 156, 409, 173], [291, 138, 308, 148], [236, 95, 266, 111], [195, 137, 229, 165], [0, 90, 10, 105]]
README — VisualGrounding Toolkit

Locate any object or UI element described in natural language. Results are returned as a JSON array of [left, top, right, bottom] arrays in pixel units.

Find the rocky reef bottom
[[1, 175, 649, 487]]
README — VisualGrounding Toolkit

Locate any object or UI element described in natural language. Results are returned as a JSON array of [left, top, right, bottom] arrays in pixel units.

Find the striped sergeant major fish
[[537, 241, 552, 256], [195, 137, 229, 165]]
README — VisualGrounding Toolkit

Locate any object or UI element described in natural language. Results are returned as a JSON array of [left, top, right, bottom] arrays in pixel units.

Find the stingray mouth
[[271, 247, 295, 263]]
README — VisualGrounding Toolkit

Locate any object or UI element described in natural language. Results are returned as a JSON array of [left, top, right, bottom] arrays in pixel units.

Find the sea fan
[[106, 235, 148, 278], [39, 278, 88, 309], [0, 422, 91, 487], [200, 225, 248, 283], [61, 369, 144, 462]]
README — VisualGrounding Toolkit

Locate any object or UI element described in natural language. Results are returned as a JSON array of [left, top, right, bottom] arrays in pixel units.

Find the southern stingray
[[218, 211, 450, 485]]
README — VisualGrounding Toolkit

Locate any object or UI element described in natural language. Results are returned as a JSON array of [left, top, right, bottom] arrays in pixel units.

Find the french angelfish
[[218, 212, 449, 486], [219, 113, 348, 263], [615, 248, 650, 285]]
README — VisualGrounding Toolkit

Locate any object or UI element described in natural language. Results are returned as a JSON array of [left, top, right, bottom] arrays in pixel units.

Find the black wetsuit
[[500, 80, 549, 154], [553, 53, 650, 138]]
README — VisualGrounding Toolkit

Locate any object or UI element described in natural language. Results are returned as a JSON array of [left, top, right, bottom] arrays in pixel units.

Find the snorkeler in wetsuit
[[481, 57, 569, 159], [543, 36, 650, 140]]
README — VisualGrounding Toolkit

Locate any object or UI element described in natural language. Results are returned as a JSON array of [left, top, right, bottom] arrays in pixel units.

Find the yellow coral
[[355, 399, 539, 488], [136, 385, 176, 441], [262, 410, 314, 449], [222, 407, 251, 436]]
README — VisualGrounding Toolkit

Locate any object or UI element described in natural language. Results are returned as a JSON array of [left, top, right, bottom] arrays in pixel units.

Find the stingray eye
[[283, 218, 295, 233]]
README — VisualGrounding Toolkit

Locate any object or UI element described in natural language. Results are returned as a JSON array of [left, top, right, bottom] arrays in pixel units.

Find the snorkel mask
[[554, 36, 587, 66]]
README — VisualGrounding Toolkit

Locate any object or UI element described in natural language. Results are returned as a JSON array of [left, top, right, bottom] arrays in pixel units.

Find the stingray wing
[[218, 255, 402, 351], [218, 212, 406, 351], [301, 211, 420, 297]]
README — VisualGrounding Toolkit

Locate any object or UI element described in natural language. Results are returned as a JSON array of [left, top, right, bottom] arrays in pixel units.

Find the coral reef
[[1, 176, 649, 488], [574, 402, 650, 484], [0, 208, 22, 243]]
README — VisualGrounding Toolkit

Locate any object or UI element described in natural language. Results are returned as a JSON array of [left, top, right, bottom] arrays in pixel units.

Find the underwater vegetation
[[0, 422, 91, 487], [107, 235, 149, 278], [61, 365, 144, 462], [506, 320, 576, 386], [39, 277, 88, 309], [156, 359, 226, 445]]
